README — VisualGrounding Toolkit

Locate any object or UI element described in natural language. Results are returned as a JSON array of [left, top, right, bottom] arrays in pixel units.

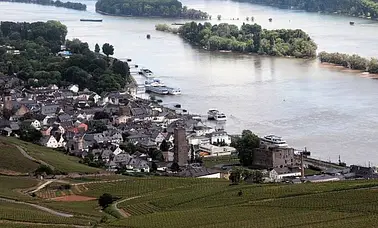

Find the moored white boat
[[214, 113, 227, 121], [207, 109, 219, 120], [145, 86, 168, 95], [140, 68, 154, 78], [145, 78, 164, 87], [260, 135, 288, 148], [166, 87, 181, 95]]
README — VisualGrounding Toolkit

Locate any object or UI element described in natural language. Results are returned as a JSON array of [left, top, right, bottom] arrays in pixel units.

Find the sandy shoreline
[[319, 62, 378, 79]]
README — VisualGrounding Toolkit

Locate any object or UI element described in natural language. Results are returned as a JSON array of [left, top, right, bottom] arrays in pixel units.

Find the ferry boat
[[260, 135, 288, 148], [207, 109, 219, 120], [214, 113, 227, 121], [140, 68, 154, 78], [80, 19, 103, 22], [145, 78, 164, 87], [166, 87, 181, 95], [145, 86, 168, 95]]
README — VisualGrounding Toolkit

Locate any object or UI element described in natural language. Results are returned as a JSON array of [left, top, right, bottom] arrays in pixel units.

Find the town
[[1, 72, 376, 183]]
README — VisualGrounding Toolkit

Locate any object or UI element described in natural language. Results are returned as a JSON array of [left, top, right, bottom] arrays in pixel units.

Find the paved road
[[0, 197, 73, 217]]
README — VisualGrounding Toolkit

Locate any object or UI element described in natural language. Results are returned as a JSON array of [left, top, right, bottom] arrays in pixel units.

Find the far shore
[[319, 62, 378, 79]]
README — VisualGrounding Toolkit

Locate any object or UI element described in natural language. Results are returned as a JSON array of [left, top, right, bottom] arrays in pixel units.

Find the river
[[1, 0, 378, 165]]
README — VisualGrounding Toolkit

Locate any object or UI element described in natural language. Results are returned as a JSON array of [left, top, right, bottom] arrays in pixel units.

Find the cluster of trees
[[177, 22, 317, 58], [234, 0, 378, 20], [231, 130, 260, 167], [1, 0, 86, 11], [319, 51, 378, 73], [0, 21, 130, 94], [155, 24, 178, 33], [95, 0, 209, 19], [229, 167, 263, 184]]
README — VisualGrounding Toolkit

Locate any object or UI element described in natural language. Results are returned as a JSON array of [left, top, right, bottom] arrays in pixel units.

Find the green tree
[[95, 43, 100, 53], [98, 193, 114, 209], [34, 164, 54, 176], [20, 125, 42, 143], [102, 43, 114, 58], [232, 130, 260, 167]]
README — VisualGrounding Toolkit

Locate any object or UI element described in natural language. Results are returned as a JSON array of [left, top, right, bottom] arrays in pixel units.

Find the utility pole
[[300, 151, 304, 178]]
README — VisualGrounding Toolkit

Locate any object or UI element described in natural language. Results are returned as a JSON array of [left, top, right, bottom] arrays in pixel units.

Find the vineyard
[[0, 176, 38, 200], [0, 140, 39, 174], [2, 137, 101, 174], [1, 172, 378, 227], [0, 201, 93, 226]]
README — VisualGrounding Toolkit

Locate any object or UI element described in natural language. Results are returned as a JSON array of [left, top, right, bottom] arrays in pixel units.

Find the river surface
[[1, 0, 378, 165]]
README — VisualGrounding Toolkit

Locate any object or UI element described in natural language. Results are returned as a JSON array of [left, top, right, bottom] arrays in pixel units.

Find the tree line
[[158, 22, 317, 58], [319, 51, 378, 73], [95, 0, 209, 19], [0, 21, 130, 95], [0, 0, 86, 11], [233, 0, 378, 20]]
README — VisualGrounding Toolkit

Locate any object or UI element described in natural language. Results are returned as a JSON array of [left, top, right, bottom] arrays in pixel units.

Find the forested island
[[233, 0, 378, 20], [0, 0, 86, 10], [0, 21, 130, 94], [96, 0, 209, 19], [319, 52, 378, 73], [156, 22, 317, 58]]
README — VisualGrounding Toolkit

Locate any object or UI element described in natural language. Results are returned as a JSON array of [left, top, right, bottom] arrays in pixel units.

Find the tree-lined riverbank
[[96, 0, 209, 19], [0, 0, 86, 10], [231, 0, 378, 20], [319, 52, 378, 73]]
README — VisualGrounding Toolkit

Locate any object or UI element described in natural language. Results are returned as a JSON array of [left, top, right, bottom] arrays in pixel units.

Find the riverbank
[[0, 0, 86, 10], [231, 0, 378, 21], [95, 0, 209, 19]]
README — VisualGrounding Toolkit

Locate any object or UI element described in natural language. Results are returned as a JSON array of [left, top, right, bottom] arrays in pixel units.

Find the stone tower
[[3, 90, 12, 111], [173, 127, 189, 166]]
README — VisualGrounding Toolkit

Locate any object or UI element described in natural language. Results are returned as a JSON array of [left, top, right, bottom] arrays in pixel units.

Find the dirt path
[[0, 219, 90, 227], [29, 180, 55, 194], [71, 179, 130, 186], [113, 196, 142, 218], [14, 145, 54, 169], [0, 197, 73, 217]]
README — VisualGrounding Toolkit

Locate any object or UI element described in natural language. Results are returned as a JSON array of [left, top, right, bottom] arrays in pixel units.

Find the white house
[[199, 144, 236, 157], [112, 147, 124, 156], [24, 119, 41, 130], [113, 115, 130, 125], [40, 135, 65, 148], [210, 131, 231, 145], [40, 135, 59, 148], [188, 135, 210, 146], [193, 125, 215, 136], [68, 84, 79, 93], [30, 119, 41, 130]]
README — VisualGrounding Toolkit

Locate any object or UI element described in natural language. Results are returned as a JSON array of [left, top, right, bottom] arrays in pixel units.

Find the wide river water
[[1, 0, 378, 165]]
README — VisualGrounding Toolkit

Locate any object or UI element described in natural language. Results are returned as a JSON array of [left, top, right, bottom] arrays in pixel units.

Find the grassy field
[[0, 137, 101, 174], [202, 155, 239, 168], [0, 140, 39, 174], [0, 176, 38, 200]]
